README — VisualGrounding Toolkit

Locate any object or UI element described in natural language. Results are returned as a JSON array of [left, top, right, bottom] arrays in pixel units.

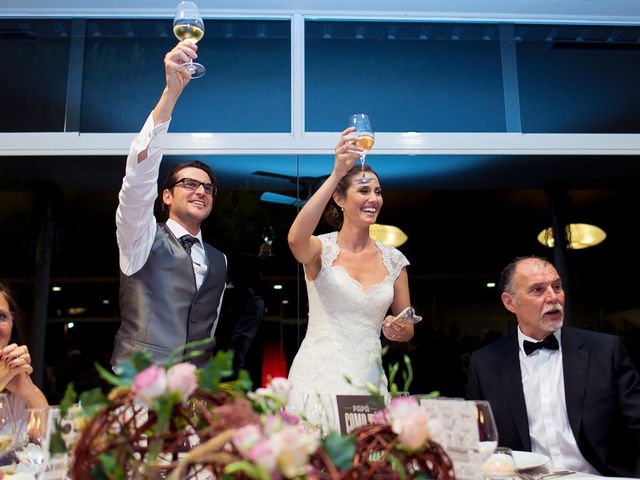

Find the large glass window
[[517, 24, 640, 133], [0, 20, 71, 132], [305, 21, 506, 132], [80, 19, 291, 133]]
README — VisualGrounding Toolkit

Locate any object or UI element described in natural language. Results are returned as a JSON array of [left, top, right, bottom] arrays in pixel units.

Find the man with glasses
[[111, 41, 227, 368]]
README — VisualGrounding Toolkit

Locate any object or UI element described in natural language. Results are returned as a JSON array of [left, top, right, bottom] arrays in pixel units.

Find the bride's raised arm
[[287, 127, 361, 270]]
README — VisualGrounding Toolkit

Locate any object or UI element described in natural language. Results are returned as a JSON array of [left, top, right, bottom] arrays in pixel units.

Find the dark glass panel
[[0, 20, 71, 132]]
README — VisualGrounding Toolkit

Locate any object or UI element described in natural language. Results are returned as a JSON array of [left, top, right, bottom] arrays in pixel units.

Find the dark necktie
[[523, 334, 559, 356], [179, 234, 199, 255]]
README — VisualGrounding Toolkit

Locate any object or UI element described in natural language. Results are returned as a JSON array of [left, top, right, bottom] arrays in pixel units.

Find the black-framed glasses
[[0, 309, 14, 323], [171, 178, 217, 196]]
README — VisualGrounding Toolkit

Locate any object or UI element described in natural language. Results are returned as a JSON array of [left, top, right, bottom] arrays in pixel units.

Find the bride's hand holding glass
[[347, 114, 375, 184], [333, 127, 362, 178]]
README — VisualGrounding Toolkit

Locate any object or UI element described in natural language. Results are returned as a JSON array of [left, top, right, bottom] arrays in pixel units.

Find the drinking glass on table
[[173, 1, 206, 78], [347, 113, 375, 184], [0, 393, 17, 463], [304, 393, 336, 436], [483, 447, 518, 480], [15, 407, 56, 478], [475, 400, 499, 470], [287, 393, 336, 436]]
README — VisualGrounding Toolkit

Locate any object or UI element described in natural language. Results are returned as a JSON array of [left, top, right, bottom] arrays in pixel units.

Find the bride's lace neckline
[[324, 231, 390, 293]]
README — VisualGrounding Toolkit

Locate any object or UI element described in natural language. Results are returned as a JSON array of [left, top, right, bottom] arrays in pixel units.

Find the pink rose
[[386, 396, 431, 451], [166, 362, 198, 400], [132, 365, 167, 405], [232, 424, 263, 454], [279, 410, 300, 426], [247, 438, 277, 473], [271, 426, 319, 479], [268, 377, 291, 401]]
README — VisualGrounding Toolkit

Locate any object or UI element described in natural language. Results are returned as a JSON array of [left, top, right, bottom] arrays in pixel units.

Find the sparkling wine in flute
[[355, 134, 375, 154], [347, 113, 375, 184], [173, 21, 205, 43]]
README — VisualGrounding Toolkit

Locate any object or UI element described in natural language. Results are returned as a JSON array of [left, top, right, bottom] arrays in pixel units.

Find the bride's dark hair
[[323, 164, 379, 230]]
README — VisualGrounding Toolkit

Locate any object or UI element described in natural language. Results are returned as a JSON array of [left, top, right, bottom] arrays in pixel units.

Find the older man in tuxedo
[[467, 256, 640, 477]]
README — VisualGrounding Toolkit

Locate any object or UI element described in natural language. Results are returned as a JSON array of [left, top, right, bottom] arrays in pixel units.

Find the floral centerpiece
[[55, 342, 455, 480]]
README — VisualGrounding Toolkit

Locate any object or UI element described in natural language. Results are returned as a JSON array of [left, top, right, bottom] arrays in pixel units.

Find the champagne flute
[[347, 113, 375, 184], [173, 1, 206, 79], [475, 400, 499, 470]]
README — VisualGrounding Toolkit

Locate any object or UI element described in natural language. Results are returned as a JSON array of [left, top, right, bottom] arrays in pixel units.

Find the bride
[[286, 126, 417, 416]]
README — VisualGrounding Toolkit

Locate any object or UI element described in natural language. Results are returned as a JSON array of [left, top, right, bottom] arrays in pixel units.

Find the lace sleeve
[[380, 243, 410, 281], [318, 232, 340, 270]]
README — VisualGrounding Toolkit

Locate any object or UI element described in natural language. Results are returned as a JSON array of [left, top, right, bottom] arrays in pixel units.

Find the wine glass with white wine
[[475, 400, 499, 471], [347, 113, 375, 184], [173, 1, 206, 79]]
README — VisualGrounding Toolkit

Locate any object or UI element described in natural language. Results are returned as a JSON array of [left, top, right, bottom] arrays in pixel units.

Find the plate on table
[[512, 451, 550, 470]]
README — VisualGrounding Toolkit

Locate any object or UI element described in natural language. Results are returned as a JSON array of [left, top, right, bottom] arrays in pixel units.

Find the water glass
[[483, 447, 518, 480], [0, 393, 16, 462]]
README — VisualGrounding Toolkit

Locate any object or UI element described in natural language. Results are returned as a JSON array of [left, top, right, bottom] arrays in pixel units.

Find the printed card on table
[[418, 398, 482, 480], [335, 395, 385, 435]]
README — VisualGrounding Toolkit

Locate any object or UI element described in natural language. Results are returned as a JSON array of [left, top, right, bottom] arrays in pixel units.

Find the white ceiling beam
[[2, 132, 639, 156], [2, 0, 640, 25]]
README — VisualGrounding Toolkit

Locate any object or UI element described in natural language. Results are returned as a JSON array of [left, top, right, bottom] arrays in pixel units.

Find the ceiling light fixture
[[369, 224, 408, 247], [537, 223, 606, 250]]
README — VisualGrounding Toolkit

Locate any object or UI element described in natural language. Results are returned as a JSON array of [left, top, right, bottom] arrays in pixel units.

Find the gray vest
[[112, 223, 227, 368]]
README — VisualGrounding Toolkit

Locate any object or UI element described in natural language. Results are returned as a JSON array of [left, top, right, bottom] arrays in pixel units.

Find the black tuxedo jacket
[[467, 327, 640, 477]]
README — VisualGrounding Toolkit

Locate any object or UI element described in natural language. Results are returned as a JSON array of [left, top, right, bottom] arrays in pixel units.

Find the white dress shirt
[[518, 327, 599, 474], [164, 218, 208, 289], [115, 113, 212, 289]]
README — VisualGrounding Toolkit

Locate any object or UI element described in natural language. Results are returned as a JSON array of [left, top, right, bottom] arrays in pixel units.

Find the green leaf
[[235, 369, 253, 391], [388, 453, 408, 480], [78, 388, 108, 419], [224, 460, 270, 480], [95, 362, 129, 388], [413, 472, 432, 480], [322, 432, 355, 470], [164, 338, 214, 367], [98, 452, 126, 480], [402, 354, 414, 392], [130, 350, 153, 372], [59, 383, 77, 416], [388, 361, 400, 391], [91, 462, 108, 480], [198, 350, 234, 392], [48, 420, 67, 455]]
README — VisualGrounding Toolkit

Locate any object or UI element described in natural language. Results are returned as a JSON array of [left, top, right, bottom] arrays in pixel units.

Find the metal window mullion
[[499, 24, 522, 133], [64, 18, 86, 133], [291, 14, 305, 138]]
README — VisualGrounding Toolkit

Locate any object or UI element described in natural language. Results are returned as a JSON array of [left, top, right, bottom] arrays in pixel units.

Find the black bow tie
[[523, 334, 559, 356]]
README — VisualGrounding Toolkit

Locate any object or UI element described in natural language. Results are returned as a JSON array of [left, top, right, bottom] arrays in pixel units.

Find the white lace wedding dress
[[287, 231, 409, 412]]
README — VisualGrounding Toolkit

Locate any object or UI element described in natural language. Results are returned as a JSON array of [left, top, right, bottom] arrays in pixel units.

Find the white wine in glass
[[173, 1, 206, 79], [347, 113, 375, 184], [475, 400, 499, 470]]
